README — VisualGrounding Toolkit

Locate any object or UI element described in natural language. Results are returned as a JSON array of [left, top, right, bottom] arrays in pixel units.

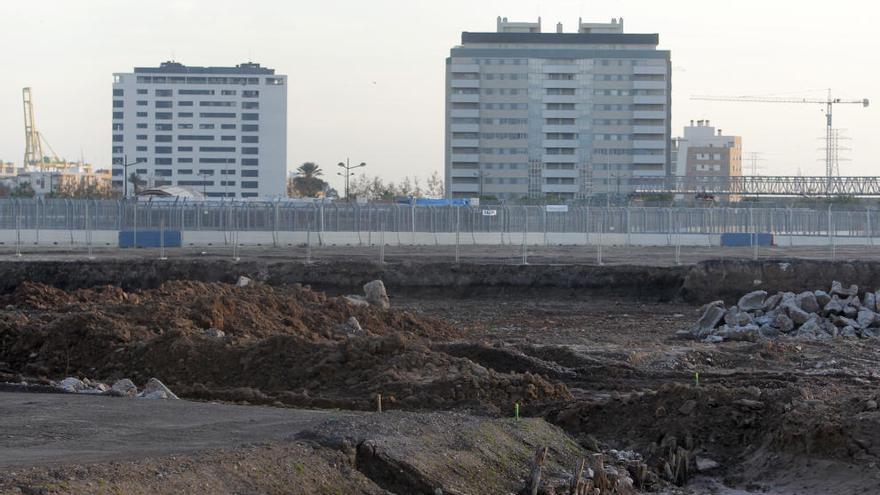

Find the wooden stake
[[570, 458, 586, 493], [528, 446, 548, 495], [376, 393, 382, 413]]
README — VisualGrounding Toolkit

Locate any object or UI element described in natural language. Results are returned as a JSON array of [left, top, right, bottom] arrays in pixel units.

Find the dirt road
[[0, 391, 351, 468]]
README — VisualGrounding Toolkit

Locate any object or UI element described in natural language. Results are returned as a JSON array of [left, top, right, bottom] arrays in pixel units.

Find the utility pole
[[337, 158, 366, 201], [122, 155, 144, 198]]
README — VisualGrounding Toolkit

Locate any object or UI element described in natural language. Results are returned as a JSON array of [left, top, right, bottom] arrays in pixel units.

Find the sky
[[0, 0, 877, 191]]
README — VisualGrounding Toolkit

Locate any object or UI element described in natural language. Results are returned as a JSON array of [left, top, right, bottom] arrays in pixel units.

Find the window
[[242, 90, 259, 98], [199, 158, 235, 164], [112, 100, 123, 108], [136, 111, 147, 117], [178, 112, 193, 118], [155, 158, 172, 165], [221, 135, 236, 141], [199, 124, 215, 130], [155, 124, 172, 131], [112, 123, 124, 131], [178, 169, 193, 174], [178, 101, 193, 106], [242, 136, 258, 143], [242, 113, 259, 121], [136, 134, 147, 140], [242, 102, 259, 109], [155, 101, 172, 108], [179, 89, 214, 95], [221, 90, 237, 96], [242, 124, 258, 132], [265, 77, 284, 85], [137, 100, 148, 106], [178, 180, 214, 186], [178, 123, 193, 129], [136, 168, 148, 174], [137, 89, 147, 95], [221, 169, 236, 175], [155, 89, 172, 97], [155, 135, 172, 142], [200, 112, 235, 118], [242, 147, 259, 155], [242, 158, 258, 166], [155, 112, 172, 119], [221, 124, 237, 130], [180, 135, 214, 141], [113, 112, 124, 119], [221, 181, 236, 187], [178, 146, 193, 151], [112, 146, 123, 153], [136, 123, 147, 129], [199, 101, 236, 107], [177, 158, 193, 164], [242, 181, 259, 188], [136, 146, 147, 151], [241, 170, 258, 177], [241, 192, 258, 198], [155, 146, 172, 154], [200, 146, 235, 152], [198, 169, 215, 175]]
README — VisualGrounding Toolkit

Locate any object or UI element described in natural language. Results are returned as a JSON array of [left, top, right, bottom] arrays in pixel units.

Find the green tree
[[291, 162, 330, 198]]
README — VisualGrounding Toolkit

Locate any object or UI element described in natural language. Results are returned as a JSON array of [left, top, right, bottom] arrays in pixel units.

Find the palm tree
[[297, 162, 323, 179], [291, 162, 328, 198]]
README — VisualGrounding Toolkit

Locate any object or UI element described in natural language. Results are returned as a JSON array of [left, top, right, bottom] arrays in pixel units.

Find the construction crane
[[22, 87, 91, 172], [691, 90, 869, 178]]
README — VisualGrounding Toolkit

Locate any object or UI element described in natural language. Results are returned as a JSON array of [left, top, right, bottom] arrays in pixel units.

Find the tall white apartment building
[[445, 17, 671, 200], [112, 62, 287, 199]]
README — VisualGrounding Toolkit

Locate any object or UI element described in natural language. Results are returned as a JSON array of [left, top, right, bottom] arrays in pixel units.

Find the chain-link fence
[[0, 198, 875, 238]]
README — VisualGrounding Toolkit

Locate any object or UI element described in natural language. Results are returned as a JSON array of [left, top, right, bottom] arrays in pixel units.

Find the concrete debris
[[235, 276, 252, 288], [342, 295, 370, 308], [110, 378, 138, 397], [686, 282, 880, 343], [139, 378, 179, 400], [58, 377, 86, 393], [335, 316, 365, 337], [363, 280, 390, 310], [202, 328, 226, 339], [737, 291, 767, 312]]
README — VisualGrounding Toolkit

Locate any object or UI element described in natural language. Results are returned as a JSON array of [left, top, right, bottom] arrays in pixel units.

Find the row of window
[[130, 76, 284, 85], [129, 100, 261, 109], [593, 89, 665, 96], [112, 112, 258, 120], [126, 123, 259, 131], [114, 134, 258, 142], [113, 157, 260, 166]]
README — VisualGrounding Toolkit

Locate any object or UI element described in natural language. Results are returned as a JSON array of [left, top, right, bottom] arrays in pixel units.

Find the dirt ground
[[2, 277, 880, 493]]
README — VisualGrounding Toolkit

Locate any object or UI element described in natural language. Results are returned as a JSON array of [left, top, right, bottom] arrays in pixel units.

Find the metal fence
[[0, 198, 876, 238]]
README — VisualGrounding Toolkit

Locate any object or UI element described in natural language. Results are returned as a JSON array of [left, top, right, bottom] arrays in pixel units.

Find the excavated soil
[[0, 281, 569, 414]]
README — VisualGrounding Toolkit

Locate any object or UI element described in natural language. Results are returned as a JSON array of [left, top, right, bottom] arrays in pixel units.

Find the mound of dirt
[[0, 281, 570, 414]]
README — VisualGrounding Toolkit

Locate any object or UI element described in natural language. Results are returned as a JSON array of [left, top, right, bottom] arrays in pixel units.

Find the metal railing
[[0, 198, 875, 239]]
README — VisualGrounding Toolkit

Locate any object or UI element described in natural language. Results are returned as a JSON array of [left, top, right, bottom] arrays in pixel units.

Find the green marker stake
[[695, 372, 700, 387], [515, 403, 520, 421]]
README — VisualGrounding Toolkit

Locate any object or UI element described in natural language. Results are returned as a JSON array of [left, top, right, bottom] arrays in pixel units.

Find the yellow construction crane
[[22, 87, 91, 173], [691, 89, 869, 179]]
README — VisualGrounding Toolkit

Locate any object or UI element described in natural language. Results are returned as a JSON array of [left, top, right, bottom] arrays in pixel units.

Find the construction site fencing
[[0, 199, 875, 239]]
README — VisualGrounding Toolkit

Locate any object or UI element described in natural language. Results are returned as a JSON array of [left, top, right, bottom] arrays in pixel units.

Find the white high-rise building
[[112, 61, 287, 199], [445, 17, 671, 200]]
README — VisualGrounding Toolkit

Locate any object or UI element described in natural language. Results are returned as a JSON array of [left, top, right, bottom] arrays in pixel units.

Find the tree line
[[287, 162, 444, 200]]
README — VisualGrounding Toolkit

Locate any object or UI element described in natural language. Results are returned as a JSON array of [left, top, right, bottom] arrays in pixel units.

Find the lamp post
[[122, 155, 145, 198], [337, 158, 366, 201]]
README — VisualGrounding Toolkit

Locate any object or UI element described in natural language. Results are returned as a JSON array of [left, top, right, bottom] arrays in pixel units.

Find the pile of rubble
[[55, 377, 179, 399], [684, 281, 880, 342]]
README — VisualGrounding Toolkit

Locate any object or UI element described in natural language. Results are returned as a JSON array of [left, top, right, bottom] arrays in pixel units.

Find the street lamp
[[337, 158, 366, 201], [122, 154, 146, 198]]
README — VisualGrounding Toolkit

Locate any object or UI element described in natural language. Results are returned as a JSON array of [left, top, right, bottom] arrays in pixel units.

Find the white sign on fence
[[545, 205, 569, 213], [482, 209, 497, 217]]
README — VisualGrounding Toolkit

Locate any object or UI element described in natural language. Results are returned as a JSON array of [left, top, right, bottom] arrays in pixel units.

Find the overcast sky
[[0, 0, 877, 190]]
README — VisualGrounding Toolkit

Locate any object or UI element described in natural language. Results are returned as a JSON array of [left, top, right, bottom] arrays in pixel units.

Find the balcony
[[632, 111, 666, 120], [542, 110, 578, 119], [450, 64, 480, 73], [543, 65, 579, 73], [451, 153, 479, 162], [542, 139, 579, 148], [542, 80, 579, 89], [542, 154, 578, 163], [542, 95, 580, 104], [450, 79, 480, 88], [450, 94, 480, 103], [633, 80, 667, 90], [632, 65, 667, 75], [543, 169, 579, 178], [542, 125, 578, 134], [632, 125, 665, 134], [451, 139, 480, 147], [451, 123, 479, 133], [542, 184, 579, 193], [632, 140, 666, 149], [450, 169, 479, 178], [633, 155, 666, 164], [634, 95, 667, 105], [450, 109, 479, 118]]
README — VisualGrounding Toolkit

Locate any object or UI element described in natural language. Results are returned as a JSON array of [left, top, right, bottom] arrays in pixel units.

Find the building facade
[[445, 17, 671, 200], [674, 120, 742, 178], [112, 62, 287, 199]]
